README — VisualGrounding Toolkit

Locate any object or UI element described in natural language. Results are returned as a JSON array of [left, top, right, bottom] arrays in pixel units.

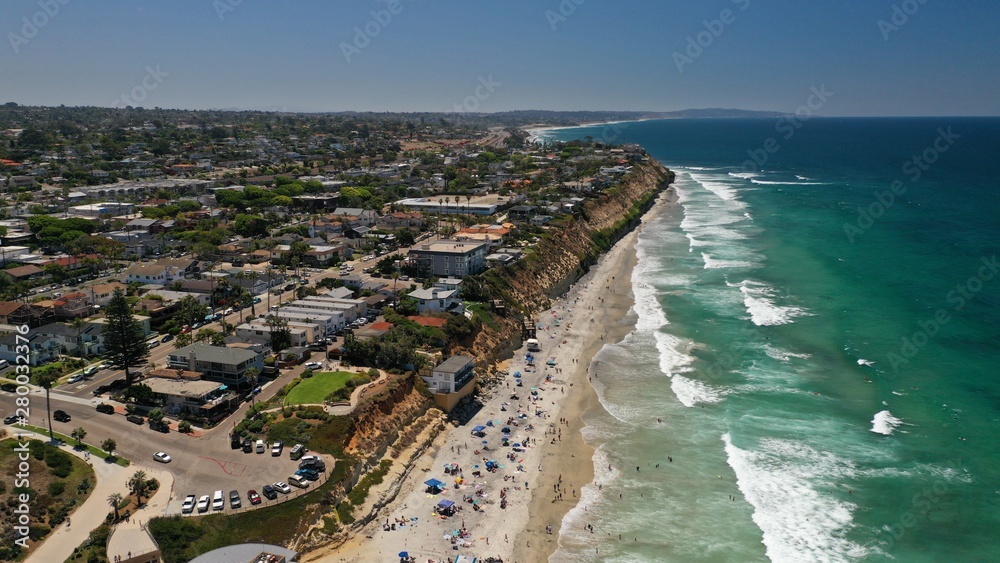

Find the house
[[304, 244, 345, 266], [406, 240, 488, 278], [87, 315, 152, 341], [407, 287, 463, 314], [143, 371, 237, 422], [236, 321, 311, 347], [5, 264, 45, 281], [69, 202, 135, 217], [0, 332, 61, 366], [420, 355, 476, 413], [122, 264, 173, 285], [32, 322, 104, 356], [167, 344, 265, 389], [88, 282, 127, 307], [376, 211, 424, 231], [0, 301, 53, 328], [52, 291, 93, 319]]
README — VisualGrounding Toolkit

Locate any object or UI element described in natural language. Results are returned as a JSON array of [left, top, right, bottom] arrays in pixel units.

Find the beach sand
[[307, 192, 672, 563]]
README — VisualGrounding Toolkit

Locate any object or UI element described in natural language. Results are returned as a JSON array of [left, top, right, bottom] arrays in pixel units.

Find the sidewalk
[[106, 464, 175, 563], [25, 448, 127, 563]]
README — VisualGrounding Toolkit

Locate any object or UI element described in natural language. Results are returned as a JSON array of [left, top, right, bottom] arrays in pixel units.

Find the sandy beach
[[309, 191, 672, 563]]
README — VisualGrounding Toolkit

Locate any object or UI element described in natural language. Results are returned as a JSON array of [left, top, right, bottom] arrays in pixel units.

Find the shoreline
[[306, 187, 675, 563], [523, 118, 660, 143]]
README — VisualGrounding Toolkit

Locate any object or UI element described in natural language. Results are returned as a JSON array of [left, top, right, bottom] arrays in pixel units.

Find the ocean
[[536, 117, 1000, 562]]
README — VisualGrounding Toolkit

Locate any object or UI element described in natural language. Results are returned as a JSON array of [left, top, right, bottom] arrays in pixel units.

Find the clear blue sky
[[3, 0, 998, 116]]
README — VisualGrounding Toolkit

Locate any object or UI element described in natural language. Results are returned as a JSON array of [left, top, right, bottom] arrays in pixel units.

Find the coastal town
[[0, 105, 672, 563]]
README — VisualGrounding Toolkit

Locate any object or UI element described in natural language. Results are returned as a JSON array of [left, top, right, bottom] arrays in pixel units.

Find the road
[[0, 357, 328, 516]]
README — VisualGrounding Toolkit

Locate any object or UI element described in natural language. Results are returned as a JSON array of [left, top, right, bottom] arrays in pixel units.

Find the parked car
[[229, 490, 242, 509], [261, 485, 278, 500], [83, 365, 99, 377], [289, 444, 305, 460], [196, 495, 210, 513], [3, 414, 20, 425], [304, 362, 322, 370], [150, 420, 170, 433], [153, 451, 172, 463], [147, 340, 160, 349], [96, 403, 115, 414], [181, 495, 196, 514], [247, 490, 261, 505], [212, 490, 225, 511], [126, 414, 144, 425], [271, 441, 283, 456], [161, 334, 174, 343], [288, 474, 309, 489], [67, 373, 84, 384], [272, 482, 291, 494], [295, 468, 320, 481], [299, 455, 325, 470], [53, 410, 71, 422], [242, 437, 253, 453]]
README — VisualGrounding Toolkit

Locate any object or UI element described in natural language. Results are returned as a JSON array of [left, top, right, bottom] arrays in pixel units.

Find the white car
[[272, 481, 291, 494], [67, 373, 84, 384], [196, 495, 210, 513], [153, 451, 172, 463], [304, 362, 322, 370], [181, 495, 196, 514]]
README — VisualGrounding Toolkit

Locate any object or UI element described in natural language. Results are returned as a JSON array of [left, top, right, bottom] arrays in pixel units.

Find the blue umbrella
[[398, 551, 408, 558]]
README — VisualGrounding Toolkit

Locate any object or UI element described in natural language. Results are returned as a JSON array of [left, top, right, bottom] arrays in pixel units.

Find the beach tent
[[438, 499, 455, 508], [424, 478, 444, 491], [471, 425, 486, 437], [501, 427, 511, 434]]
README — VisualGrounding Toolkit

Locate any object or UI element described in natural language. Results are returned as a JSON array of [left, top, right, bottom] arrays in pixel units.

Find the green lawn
[[15, 424, 131, 467], [284, 371, 354, 405]]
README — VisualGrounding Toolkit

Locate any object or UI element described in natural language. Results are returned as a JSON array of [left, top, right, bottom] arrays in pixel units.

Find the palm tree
[[129, 470, 149, 505], [245, 367, 260, 407], [71, 426, 87, 449], [36, 372, 59, 441], [70, 317, 87, 357], [108, 492, 124, 522]]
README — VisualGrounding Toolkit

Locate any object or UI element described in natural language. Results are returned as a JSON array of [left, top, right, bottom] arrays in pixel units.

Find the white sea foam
[[734, 280, 813, 326], [764, 345, 812, 362], [857, 359, 875, 367], [671, 373, 725, 406], [870, 410, 903, 435], [690, 172, 744, 203], [750, 179, 826, 185], [729, 172, 759, 179], [701, 253, 756, 270], [723, 433, 869, 562]]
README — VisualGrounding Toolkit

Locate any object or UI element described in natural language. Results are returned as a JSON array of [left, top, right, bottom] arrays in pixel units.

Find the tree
[[245, 367, 260, 407], [71, 426, 87, 449], [177, 295, 208, 327], [129, 470, 150, 505], [101, 438, 117, 458], [266, 314, 292, 352], [174, 331, 193, 348], [35, 371, 59, 441], [103, 288, 149, 386], [107, 493, 123, 522], [147, 409, 164, 424]]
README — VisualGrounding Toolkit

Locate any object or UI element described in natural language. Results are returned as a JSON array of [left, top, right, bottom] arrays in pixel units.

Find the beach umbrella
[[513, 443, 521, 447], [398, 552, 408, 558], [481, 440, 488, 444]]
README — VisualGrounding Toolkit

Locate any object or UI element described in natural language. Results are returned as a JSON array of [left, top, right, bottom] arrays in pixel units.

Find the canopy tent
[[471, 425, 486, 433], [424, 478, 444, 489], [437, 499, 456, 508]]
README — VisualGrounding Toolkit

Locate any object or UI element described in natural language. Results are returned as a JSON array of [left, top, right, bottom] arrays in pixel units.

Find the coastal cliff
[[462, 159, 674, 371]]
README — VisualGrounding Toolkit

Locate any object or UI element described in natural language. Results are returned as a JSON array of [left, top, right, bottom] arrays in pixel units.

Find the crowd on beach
[[330, 274, 616, 563]]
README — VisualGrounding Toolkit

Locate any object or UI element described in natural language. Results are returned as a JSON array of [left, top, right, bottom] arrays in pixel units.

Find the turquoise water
[[540, 118, 1000, 562]]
